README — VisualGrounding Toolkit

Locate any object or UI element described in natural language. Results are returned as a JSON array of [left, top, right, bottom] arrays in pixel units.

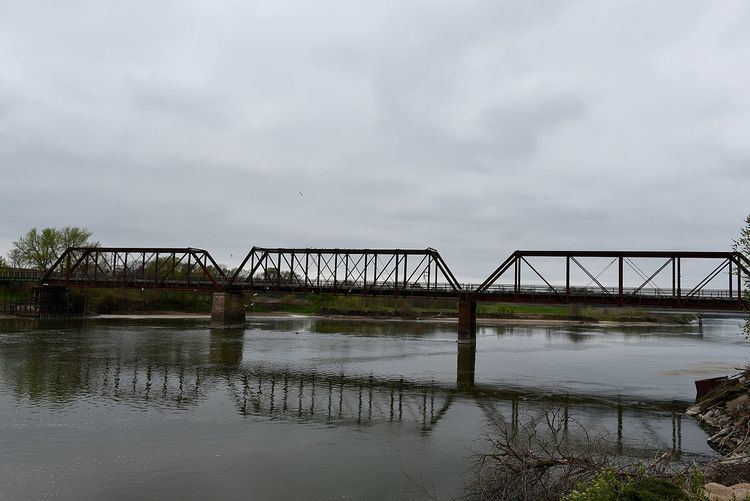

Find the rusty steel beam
[[31, 245, 750, 312], [228, 247, 461, 296], [474, 250, 750, 311], [41, 247, 226, 292]]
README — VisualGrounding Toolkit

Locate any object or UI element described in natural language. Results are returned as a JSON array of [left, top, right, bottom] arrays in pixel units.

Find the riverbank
[[1, 285, 698, 324], [687, 371, 750, 457]]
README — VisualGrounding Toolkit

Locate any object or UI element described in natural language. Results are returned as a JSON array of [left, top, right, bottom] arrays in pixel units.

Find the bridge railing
[[478, 284, 741, 299], [0, 267, 42, 281]]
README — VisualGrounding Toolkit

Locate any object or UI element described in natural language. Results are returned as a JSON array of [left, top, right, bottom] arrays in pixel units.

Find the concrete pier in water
[[210, 292, 246, 329], [457, 299, 477, 343]]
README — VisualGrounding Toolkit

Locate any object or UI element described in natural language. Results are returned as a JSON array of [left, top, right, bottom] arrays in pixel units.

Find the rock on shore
[[687, 373, 750, 456]]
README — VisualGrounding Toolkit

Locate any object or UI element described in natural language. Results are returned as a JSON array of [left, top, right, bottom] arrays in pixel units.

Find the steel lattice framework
[[227, 247, 461, 296], [474, 251, 750, 309], [33, 246, 750, 311], [41, 247, 226, 291]]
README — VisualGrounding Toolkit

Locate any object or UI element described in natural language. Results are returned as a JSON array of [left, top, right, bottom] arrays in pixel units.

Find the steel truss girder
[[475, 250, 750, 309], [41, 247, 226, 292], [228, 247, 461, 296]]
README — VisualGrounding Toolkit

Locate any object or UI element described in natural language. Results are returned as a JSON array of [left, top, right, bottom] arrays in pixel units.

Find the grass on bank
[[470, 405, 719, 501], [241, 294, 692, 323]]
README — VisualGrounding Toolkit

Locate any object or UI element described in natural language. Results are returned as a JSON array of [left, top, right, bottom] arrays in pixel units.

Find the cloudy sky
[[1, 1, 749, 280]]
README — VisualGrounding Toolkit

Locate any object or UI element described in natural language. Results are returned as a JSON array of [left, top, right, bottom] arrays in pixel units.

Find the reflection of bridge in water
[[0, 327, 687, 453]]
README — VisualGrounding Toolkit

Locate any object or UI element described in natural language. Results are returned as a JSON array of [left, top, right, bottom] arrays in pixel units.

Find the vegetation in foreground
[[469, 406, 746, 501]]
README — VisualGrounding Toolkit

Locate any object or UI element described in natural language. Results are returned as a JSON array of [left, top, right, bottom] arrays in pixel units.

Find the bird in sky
[[298, 191, 304, 197]]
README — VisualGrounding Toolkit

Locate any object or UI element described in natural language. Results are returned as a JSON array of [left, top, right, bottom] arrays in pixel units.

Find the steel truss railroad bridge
[[13, 246, 748, 340]]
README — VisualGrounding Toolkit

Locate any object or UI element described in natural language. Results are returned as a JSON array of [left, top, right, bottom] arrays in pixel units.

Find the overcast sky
[[1, 1, 749, 280]]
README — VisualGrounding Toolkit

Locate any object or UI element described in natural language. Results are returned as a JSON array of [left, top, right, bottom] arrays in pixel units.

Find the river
[[0, 315, 747, 499]]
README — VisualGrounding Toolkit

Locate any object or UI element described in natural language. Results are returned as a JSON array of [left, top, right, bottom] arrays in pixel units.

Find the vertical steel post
[[249, 253, 255, 288], [618, 256, 624, 302], [333, 254, 338, 289], [344, 254, 349, 286], [403, 254, 408, 290], [289, 251, 294, 286], [677, 258, 681, 300], [186, 252, 191, 286], [517, 257, 521, 293], [304, 252, 309, 289], [566, 256, 570, 300], [426, 256, 431, 292], [729, 260, 733, 298], [672, 258, 676, 297], [394, 255, 399, 294], [276, 252, 281, 289], [434, 260, 438, 290]]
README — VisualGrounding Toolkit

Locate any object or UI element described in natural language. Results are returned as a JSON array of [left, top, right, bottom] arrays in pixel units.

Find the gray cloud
[[1, 0, 749, 281]]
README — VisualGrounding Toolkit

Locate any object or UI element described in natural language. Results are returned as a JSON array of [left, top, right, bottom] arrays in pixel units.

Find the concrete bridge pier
[[457, 298, 477, 344], [211, 292, 246, 329]]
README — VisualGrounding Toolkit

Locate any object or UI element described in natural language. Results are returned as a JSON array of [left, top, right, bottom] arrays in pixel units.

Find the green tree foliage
[[563, 467, 707, 501], [8, 227, 98, 270], [733, 215, 750, 337], [0, 255, 6, 270], [734, 214, 750, 262]]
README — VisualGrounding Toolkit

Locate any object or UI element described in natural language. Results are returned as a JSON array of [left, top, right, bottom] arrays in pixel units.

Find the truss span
[[228, 247, 461, 296], [41, 247, 226, 292], [474, 251, 750, 310], [31, 246, 750, 312]]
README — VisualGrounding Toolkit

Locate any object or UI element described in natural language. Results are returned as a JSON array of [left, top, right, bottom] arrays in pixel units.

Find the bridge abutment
[[33, 286, 87, 318], [457, 299, 477, 343], [211, 292, 246, 329]]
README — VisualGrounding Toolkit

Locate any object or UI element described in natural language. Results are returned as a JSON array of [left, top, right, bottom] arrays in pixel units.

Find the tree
[[0, 255, 6, 271], [8, 226, 98, 270], [734, 214, 750, 262], [733, 215, 750, 337], [734, 215, 750, 292]]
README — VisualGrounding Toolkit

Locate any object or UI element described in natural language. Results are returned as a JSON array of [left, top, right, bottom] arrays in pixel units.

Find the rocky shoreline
[[687, 372, 750, 457], [686, 371, 750, 499]]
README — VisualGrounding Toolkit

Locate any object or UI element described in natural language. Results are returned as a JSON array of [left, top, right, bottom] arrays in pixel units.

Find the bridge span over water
[[3, 245, 747, 340]]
